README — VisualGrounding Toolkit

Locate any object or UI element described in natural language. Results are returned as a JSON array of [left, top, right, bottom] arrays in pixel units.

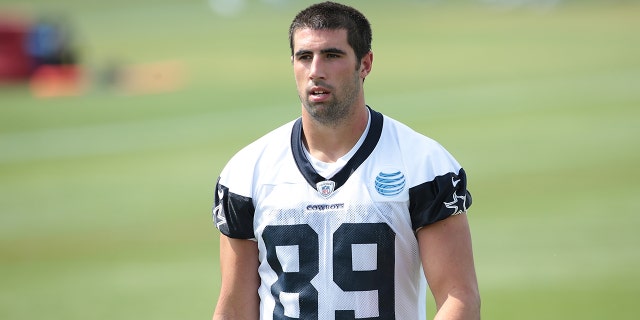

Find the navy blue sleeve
[[212, 178, 256, 239], [408, 168, 472, 230]]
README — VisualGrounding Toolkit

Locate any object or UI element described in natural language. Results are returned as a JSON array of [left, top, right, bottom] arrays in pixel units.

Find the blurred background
[[1, 0, 638, 319]]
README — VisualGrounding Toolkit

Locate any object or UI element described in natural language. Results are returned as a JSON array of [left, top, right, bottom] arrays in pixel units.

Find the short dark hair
[[289, 1, 372, 65]]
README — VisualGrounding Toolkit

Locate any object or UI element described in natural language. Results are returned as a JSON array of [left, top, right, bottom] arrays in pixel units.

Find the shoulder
[[376, 114, 472, 228], [379, 113, 463, 184], [381, 113, 454, 159], [219, 119, 297, 194], [227, 119, 296, 165]]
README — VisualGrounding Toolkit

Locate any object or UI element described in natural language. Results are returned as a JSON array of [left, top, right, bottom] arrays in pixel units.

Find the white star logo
[[444, 190, 467, 215], [452, 176, 460, 187], [214, 188, 227, 227]]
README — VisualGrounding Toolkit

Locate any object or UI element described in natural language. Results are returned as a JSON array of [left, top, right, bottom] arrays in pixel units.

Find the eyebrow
[[294, 47, 347, 58]]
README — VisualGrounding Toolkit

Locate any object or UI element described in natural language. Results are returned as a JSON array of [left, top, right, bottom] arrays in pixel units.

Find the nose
[[308, 56, 325, 80]]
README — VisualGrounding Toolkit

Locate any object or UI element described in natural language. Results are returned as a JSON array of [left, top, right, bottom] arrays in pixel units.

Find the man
[[212, 2, 480, 319]]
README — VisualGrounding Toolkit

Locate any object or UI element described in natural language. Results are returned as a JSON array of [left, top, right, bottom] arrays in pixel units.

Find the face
[[292, 28, 371, 126]]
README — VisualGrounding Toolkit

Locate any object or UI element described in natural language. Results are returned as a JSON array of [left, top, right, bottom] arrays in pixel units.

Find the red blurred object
[[0, 16, 32, 83], [29, 64, 84, 97]]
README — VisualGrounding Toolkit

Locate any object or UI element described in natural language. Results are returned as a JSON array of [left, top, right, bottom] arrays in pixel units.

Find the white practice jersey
[[213, 107, 471, 320]]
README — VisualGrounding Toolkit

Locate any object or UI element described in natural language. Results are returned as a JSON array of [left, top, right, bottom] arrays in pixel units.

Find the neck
[[302, 104, 369, 163]]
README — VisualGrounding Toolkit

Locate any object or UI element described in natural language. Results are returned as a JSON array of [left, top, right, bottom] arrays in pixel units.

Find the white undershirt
[[303, 109, 371, 179]]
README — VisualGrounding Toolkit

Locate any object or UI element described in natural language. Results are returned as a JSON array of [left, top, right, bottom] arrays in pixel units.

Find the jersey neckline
[[291, 106, 384, 192]]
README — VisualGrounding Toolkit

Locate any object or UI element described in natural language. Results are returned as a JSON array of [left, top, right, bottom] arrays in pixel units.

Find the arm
[[418, 214, 480, 320], [212, 235, 260, 320]]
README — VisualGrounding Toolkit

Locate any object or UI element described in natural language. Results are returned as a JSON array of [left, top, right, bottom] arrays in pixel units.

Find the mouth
[[308, 86, 331, 101]]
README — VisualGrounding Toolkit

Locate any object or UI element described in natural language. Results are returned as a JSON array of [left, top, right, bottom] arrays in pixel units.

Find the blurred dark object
[[26, 15, 79, 68]]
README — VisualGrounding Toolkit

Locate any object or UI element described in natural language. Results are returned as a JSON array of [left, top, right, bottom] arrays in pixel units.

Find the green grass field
[[1, 0, 639, 319]]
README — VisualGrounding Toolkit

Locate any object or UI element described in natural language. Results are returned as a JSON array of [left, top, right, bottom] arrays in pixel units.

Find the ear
[[360, 51, 373, 79]]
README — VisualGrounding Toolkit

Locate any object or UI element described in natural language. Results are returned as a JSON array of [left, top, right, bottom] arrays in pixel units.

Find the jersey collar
[[291, 106, 383, 193]]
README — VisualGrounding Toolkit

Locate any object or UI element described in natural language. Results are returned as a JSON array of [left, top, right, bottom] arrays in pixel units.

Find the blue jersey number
[[263, 223, 396, 319]]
